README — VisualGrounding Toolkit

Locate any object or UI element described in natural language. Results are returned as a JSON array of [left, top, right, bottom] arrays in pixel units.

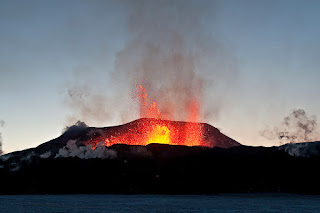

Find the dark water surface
[[0, 193, 319, 212]]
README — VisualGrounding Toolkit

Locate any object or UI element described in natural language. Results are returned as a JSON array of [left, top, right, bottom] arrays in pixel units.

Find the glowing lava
[[85, 118, 208, 149], [146, 125, 170, 145], [137, 83, 162, 119], [86, 81, 205, 148]]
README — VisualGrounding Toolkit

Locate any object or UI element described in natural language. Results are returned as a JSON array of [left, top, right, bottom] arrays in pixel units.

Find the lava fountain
[[85, 82, 206, 149], [85, 118, 212, 149]]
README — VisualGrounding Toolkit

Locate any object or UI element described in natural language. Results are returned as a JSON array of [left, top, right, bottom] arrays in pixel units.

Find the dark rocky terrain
[[0, 119, 319, 194]]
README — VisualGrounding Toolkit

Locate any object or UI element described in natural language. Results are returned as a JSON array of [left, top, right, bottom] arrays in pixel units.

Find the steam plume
[[55, 140, 117, 159], [260, 109, 318, 144], [66, 0, 237, 124], [62, 120, 88, 134]]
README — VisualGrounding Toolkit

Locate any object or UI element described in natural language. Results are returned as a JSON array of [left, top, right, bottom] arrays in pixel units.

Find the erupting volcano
[[77, 82, 237, 149], [84, 118, 239, 149]]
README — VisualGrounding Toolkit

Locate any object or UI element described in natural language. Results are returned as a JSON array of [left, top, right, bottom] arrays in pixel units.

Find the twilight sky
[[1, 0, 320, 153]]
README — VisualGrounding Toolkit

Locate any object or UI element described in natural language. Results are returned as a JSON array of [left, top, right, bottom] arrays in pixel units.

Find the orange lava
[[146, 125, 170, 144], [86, 118, 206, 149], [87, 81, 205, 148], [137, 84, 162, 119]]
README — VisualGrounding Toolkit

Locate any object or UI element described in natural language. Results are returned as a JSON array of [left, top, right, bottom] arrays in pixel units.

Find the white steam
[[40, 151, 51, 159], [55, 140, 117, 159], [283, 142, 320, 157], [260, 109, 319, 144]]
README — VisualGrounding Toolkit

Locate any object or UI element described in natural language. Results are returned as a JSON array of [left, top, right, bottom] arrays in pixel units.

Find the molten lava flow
[[184, 123, 202, 146], [146, 125, 170, 145], [86, 118, 208, 150]]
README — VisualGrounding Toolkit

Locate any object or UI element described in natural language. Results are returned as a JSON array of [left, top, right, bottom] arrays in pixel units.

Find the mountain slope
[[1, 119, 320, 194]]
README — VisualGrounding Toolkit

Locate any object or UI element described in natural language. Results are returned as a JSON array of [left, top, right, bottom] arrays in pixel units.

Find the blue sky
[[1, 0, 320, 152]]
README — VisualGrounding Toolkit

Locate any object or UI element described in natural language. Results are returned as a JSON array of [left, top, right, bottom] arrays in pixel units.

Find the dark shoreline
[[1, 193, 319, 213]]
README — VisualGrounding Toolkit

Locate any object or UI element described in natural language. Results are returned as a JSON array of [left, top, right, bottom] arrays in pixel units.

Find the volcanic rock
[[1, 119, 320, 194]]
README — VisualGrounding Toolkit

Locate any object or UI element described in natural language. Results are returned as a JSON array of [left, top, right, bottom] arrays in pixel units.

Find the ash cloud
[[65, 0, 237, 124], [260, 109, 319, 144], [65, 79, 118, 126], [0, 120, 4, 155], [62, 121, 88, 134]]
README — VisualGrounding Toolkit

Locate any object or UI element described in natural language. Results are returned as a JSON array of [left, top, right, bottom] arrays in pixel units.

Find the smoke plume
[[283, 141, 320, 157], [65, 81, 118, 125], [65, 0, 237, 125], [62, 120, 88, 134], [0, 120, 4, 155], [260, 109, 318, 144]]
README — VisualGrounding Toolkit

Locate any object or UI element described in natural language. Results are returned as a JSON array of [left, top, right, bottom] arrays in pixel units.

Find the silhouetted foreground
[[1, 141, 320, 194]]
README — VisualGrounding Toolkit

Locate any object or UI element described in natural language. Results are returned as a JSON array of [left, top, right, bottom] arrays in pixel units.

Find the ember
[[84, 82, 206, 148]]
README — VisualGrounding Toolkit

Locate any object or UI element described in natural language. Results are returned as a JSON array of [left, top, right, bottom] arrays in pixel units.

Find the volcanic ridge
[[1, 118, 320, 194]]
